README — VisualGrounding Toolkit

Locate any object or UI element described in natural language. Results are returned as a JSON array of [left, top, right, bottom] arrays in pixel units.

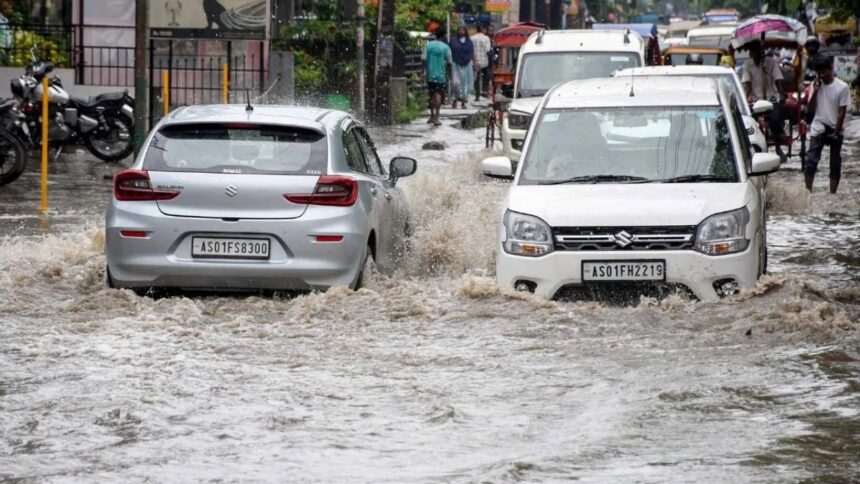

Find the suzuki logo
[[613, 230, 633, 248], [225, 185, 238, 197]]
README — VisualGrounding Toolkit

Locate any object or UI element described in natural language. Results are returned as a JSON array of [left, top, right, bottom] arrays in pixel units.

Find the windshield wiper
[[539, 175, 650, 185], [656, 174, 735, 183]]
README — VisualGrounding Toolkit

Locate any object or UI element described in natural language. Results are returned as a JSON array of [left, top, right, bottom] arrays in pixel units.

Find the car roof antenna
[[245, 90, 253, 113], [629, 69, 635, 97]]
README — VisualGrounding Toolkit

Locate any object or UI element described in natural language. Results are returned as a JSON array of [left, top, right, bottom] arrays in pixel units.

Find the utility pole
[[133, 0, 148, 154], [356, 0, 365, 117]]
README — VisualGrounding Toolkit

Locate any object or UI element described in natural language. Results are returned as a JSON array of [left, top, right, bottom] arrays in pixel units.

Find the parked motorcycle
[[0, 99, 30, 186], [10, 51, 135, 163]]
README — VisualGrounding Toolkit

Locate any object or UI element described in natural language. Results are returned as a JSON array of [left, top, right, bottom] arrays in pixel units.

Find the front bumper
[[496, 243, 760, 302], [106, 202, 367, 291]]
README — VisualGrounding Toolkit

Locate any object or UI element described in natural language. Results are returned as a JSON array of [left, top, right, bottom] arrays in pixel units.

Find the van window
[[143, 123, 327, 175], [517, 52, 640, 98], [520, 106, 739, 184]]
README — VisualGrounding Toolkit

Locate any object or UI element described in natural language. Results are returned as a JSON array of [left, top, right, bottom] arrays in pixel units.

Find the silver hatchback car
[[105, 105, 416, 292]]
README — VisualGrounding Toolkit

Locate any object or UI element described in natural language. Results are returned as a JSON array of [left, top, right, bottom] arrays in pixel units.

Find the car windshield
[[520, 107, 739, 184], [143, 123, 328, 175], [517, 52, 640, 98]]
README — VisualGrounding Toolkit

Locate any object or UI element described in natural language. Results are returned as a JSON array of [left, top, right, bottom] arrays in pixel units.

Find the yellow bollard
[[40, 77, 49, 213], [162, 70, 169, 116], [222, 63, 228, 103]]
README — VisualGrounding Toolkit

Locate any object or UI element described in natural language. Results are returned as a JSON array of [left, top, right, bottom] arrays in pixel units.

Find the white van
[[483, 76, 781, 302], [500, 30, 645, 160]]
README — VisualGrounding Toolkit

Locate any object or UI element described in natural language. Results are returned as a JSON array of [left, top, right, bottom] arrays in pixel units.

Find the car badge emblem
[[225, 185, 238, 197], [613, 230, 633, 248]]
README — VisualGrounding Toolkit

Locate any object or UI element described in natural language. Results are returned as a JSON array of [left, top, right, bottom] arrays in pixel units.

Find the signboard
[[485, 0, 510, 13], [151, 0, 267, 40]]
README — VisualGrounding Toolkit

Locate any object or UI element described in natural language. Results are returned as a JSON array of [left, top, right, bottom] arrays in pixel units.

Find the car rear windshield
[[517, 52, 640, 98], [520, 106, 740, 184], [143, 123, 327, 175]]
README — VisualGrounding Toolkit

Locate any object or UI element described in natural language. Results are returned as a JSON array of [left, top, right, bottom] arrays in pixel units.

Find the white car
[[614, 65, 771, 153], [482, 76, 781, 302], [501, 30, 645, 160]]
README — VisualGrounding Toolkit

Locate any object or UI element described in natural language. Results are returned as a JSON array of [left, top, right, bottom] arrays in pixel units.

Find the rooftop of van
[[616, 65, 736, 77], [545, 76, 721, 109], [520, 29, 644, 54]]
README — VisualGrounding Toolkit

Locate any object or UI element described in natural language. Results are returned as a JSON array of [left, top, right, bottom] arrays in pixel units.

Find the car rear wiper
[[656, 174, 736, 183], [539, 175, 650, 185]]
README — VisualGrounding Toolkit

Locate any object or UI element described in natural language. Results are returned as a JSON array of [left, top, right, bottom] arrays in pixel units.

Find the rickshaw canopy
[[493, 22, 546, 48], [814, 14, 857, 35]]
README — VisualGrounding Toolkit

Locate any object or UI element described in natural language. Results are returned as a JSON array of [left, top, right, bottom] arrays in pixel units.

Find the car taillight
[[285, 175, 358, 207], [114, 169, 179, 201]]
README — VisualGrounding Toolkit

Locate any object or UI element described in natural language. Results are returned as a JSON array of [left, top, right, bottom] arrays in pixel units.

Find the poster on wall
[[150, 0, 267, 40]]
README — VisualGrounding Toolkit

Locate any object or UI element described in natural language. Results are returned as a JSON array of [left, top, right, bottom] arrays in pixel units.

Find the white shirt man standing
[[470, 25, 492, 101], [804, 55, 849, 194]]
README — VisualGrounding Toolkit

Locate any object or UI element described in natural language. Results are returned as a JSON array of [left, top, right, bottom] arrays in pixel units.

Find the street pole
[[530, 0, 536, 22], [356, 0, 365, 117], [133, 0, 148, 155]]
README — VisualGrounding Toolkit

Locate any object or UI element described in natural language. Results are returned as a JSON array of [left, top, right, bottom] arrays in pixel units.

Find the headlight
[[507, 111, 532, 130], [694, 207, 750, 256], [503, 210, 554, 257]]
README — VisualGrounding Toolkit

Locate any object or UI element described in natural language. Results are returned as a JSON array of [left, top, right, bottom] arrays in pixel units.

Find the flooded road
[[1, 114, 858, 482]]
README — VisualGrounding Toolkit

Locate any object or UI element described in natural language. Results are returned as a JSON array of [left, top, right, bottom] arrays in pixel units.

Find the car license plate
[[191, 237, 270, 260], [582, 260, 665, 282]]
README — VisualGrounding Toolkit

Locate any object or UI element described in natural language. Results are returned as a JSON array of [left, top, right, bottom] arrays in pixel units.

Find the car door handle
[[370, 187, 378, 196]]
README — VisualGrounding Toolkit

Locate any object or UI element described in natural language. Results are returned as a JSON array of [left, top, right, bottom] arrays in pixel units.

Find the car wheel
[[105, 265, 116, 289], [351, 242, 375, 290]]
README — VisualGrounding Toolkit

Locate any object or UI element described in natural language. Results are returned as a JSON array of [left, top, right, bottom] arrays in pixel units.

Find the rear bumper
[[106, 202, 367, 291], [496, 242, 760, 302]]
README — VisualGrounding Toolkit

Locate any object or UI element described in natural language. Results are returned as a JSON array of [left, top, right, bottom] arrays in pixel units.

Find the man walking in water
[[804, 56, 849, 194], [423, 28, 452, 126]]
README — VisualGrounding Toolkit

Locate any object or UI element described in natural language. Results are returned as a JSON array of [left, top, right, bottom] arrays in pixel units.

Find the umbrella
[[731, 15, 808, 48]]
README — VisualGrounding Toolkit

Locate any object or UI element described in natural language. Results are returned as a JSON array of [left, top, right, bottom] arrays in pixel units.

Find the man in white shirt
[[742, 40, 787, 160], [470, 25, 492, 101], [804, 55, 849, 194]]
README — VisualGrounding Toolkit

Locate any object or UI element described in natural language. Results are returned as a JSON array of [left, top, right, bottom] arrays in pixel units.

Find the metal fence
[[150, 50, 266, 123], [0, 23, 74, 67]]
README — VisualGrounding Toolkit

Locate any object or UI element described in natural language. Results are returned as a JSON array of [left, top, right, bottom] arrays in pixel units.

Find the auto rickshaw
[[662, 46, 728, 66], [485, 22, 544, 148]]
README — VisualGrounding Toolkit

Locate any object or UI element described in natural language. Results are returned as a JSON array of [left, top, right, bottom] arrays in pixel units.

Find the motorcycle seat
[[72, 91, 127, 108], [0, 99, 18, 113]]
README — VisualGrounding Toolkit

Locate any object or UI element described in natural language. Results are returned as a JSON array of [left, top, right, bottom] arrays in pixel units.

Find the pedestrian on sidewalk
[[804, 56, 849, 194], [450, 26, 476, 109], [471, 25, 492, 101], [422, 28, 452, 126]]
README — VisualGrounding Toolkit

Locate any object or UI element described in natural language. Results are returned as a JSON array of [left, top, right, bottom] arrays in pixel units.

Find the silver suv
[[105, 105, 416, 293]]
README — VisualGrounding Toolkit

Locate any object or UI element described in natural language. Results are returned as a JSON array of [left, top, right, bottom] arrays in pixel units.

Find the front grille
[[553, 226, 696, 251], [553, 282, 697, 304], [511, 139, 524, 151]]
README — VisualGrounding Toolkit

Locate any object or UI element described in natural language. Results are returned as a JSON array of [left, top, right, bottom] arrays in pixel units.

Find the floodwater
[[1, 114, 858, 482]]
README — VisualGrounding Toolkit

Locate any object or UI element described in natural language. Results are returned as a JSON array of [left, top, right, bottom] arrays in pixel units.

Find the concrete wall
[[0, 67, 132, 100]]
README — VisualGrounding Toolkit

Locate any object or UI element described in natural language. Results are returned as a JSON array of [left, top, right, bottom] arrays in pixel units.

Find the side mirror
[[749, 152, 780, 176], [752, 100, 773, 115], [389, 156, 417, 181], [481, 156, 514, 179], [500, 83, 514, 98]]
